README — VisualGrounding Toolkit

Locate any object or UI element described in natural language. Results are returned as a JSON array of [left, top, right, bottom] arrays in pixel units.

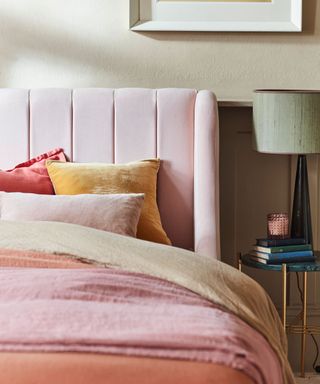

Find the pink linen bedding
[[0, 258, 281, 384], [0, 220, 294, 383], [0, 251, 255, 384], [0, 353, 255, 384], [0, 248, 94, 268]]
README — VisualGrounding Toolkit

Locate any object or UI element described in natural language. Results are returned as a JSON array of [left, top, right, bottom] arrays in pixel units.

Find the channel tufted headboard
[[0, 88, 220, 259]]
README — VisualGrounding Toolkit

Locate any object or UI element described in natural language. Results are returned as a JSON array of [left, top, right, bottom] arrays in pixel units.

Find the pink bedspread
[[0, 267, 281, 384]]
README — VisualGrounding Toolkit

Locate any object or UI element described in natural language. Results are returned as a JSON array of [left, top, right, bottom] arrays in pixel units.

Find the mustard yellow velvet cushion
[[46, 159, 171, 245]]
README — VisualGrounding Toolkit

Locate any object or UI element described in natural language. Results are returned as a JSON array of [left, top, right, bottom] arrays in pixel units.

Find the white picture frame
[[129, 0, 302, 32]]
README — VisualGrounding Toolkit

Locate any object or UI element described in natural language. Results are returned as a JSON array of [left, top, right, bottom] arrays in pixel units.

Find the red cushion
[[0, 148, 66, 194]]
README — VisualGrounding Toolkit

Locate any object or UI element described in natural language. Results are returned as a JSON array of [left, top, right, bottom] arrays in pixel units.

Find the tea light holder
[[267, 213, 289, 239]]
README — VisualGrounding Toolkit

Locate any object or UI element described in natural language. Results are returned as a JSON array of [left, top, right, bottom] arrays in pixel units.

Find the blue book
[[250, 250, 314, 261], [253, 244, 312, 254], [256, 238, 306, 247]]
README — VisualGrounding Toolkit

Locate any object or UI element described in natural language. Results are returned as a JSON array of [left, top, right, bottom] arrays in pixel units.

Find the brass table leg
[[282, 264, 287, 332], [300, 272, 307, 378]]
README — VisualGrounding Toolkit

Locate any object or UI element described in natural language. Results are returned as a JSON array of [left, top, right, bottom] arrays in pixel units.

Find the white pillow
[[0, 192, 144, 238]]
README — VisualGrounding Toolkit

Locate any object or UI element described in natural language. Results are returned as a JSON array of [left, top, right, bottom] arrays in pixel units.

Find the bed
[[0, 88, 294, 384]]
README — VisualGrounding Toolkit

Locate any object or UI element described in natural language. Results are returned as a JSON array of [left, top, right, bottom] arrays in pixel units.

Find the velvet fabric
[[0, 148, 66, 194], [0, 88, 219, 257], [46, 159, 171, 245], [0, 192, 144, 237]]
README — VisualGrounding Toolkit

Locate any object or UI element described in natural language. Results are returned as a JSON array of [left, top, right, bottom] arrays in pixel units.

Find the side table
[[238, 252, 320, 378]]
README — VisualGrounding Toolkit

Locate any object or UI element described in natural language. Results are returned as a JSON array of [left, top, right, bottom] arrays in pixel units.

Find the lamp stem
[[291, 155, 313, 246]]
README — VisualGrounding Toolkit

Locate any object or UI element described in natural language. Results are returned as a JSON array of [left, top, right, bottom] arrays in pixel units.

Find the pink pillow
[[0, 192, 145, 237], [0, 149, 66, 194]]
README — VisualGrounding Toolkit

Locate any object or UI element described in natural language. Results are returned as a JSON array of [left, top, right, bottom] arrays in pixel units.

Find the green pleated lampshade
[[253, 90, 320, 154]]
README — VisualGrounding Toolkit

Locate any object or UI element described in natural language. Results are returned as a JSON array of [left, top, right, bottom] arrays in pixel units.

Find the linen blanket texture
[[1, 268, 280, 384], [0, 220, 294, 384]]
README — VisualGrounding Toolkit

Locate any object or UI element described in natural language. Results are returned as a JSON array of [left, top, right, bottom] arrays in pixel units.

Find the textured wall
[[0, 0, 318, 100]]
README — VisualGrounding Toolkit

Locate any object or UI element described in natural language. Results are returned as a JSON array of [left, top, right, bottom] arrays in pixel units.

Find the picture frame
[[129, 0, 302, 32]]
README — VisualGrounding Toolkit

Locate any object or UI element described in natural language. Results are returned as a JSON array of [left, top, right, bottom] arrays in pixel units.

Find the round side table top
[[241, 251, 320, 272]]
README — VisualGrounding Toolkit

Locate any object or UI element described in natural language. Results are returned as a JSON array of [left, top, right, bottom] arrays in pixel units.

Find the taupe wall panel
[[220, 106, 320, 373]]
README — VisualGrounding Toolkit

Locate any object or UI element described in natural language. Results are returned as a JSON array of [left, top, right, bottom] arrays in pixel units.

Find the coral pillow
[[0, 149, 66, 194], [0, 192, 144, 237], [46, 159, 171, 245]]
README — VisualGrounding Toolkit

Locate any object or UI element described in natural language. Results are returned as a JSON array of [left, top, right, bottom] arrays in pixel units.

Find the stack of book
[[250, 238, 315, 264]]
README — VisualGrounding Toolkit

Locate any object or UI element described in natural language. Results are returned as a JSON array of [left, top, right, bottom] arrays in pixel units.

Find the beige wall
[[0, 1, 318, 100]]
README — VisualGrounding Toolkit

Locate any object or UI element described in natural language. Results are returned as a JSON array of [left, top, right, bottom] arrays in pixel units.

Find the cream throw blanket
[[0, 220, 294, 384]]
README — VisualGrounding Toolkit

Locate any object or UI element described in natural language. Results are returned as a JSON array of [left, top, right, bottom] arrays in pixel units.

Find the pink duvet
[[0, 267, 282, 384]]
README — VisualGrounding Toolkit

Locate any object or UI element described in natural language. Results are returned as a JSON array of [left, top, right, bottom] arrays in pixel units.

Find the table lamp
[[253, 90, 320, 246]]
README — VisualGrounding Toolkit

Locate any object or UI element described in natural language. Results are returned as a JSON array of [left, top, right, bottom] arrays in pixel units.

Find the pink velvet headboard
[[0, 88, 220, 259]]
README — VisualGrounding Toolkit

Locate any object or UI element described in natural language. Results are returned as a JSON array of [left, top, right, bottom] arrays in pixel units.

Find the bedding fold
[[0, 220, 294, 384], [0, 267, 281, 384], [0, 353, 256, 384]]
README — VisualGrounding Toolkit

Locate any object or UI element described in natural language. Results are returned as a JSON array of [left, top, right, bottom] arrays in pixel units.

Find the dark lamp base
[[291, 155, 313, 246]]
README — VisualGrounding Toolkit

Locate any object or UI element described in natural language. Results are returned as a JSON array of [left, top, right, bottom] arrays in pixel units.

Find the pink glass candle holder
[[267, 213, 289, 239]]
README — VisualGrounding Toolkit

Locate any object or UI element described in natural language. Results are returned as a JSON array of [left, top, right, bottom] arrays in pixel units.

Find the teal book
[[253, 244, 312, 254], [250, 250, 314, 261], [256, 238, 306, 247]]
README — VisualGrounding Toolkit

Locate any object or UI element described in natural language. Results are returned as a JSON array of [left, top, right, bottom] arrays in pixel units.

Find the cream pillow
[[46, 159, 171, 245], [0, 192, 144, 238]]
